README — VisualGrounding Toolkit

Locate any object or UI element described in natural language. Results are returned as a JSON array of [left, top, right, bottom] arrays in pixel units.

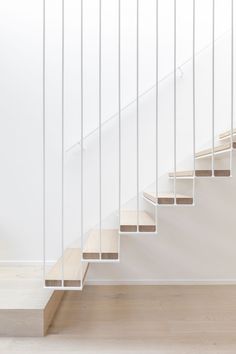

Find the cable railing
[[43, 0, 234, 290], [65, 28, 231, 154]]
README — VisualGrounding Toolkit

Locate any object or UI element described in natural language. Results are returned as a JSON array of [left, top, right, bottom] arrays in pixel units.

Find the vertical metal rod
[[99, 0, 102, 257], [61, 0, 65, 286], [193, 0, 196, 201], [230, 0, 234, 176], [174, 0, 177, 203], [43, 0, 46, 283], [81, 0, 84, 256], [155, 0, 159, 223], [118, 0, 121, 250], [137, 0, 139, 230], [212, 0, 215, 176]]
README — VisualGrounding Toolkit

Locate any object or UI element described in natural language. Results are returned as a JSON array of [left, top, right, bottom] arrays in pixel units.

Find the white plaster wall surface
[[0, 0, 236, 284]]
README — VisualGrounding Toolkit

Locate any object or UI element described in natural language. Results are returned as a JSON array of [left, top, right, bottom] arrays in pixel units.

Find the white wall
[[0, 0, 43, 261], [88, 155, 236, 283], [1, 0, 236, 283]]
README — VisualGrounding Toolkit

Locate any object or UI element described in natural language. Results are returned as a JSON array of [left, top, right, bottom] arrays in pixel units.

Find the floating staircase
[[44, 128, 235, 290]]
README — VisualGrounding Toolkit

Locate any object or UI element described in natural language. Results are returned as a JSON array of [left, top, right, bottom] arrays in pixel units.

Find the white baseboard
[[85, 278, 236, 285], [1, 262, 236, 285], [0, 260, 55, 266]]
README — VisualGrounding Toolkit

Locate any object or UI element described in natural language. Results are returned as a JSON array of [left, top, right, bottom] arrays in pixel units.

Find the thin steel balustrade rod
[[43, 0, 46, 283], [212, 0, 215, 176], [174, 0, 177, 203], [118, 0, 121, 249], [99, 0, 102, 257], [193, 0, 196, 201], [137, 0, 139, 230], [81, 0, 84, 258], [61, 0, 65, 286], [66, 28, 230, 154], [156, 0, 159, 223], [230, 0, 234, 176]]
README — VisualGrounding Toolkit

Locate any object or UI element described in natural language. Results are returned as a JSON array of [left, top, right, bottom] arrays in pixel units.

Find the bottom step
[[144, 192, 193, 205], [0, 266, 64, 337], [120, 210, 156, 232], [45, 248, 88, 288]]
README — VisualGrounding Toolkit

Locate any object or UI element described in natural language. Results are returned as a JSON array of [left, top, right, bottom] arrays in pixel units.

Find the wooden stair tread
[[219, 128, 236, 140], [143, 192, 193, 205], [120, 210, 156, 232], [169, 170, 230, 178], [83, 229, 119, 260], [195, 142, 236, 159], [45, 248, 88, 287]]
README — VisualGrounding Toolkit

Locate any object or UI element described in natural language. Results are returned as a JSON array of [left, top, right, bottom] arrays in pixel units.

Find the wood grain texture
[[143, 191, 193, 205], [42, 285, 236, 353], [120, 210, 156, 232], [83, 229, 119, 260], [0, 266, 64, 337], [45, 248, 88, 288], [195, 142, 236, 159], [169, 170, 230, 178], [2, 283, 236, 351], [43, 291, 64, 335]]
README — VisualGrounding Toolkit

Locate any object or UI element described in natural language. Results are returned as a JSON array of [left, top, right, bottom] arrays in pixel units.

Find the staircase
[[43, 0, 235, 290], [45, 128, 236, 289]]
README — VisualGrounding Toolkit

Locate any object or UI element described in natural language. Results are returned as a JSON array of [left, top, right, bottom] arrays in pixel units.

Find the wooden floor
[[2, 285, 236, 353]]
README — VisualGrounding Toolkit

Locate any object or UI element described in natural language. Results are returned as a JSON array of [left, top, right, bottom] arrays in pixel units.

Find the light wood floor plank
[[3, 285, 236, 352]]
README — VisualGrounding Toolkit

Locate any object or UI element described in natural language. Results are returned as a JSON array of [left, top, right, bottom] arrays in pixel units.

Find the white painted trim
[[0, 260, 56, 266], [85, 278, 236, 285], [2, 263, 236, 285]]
